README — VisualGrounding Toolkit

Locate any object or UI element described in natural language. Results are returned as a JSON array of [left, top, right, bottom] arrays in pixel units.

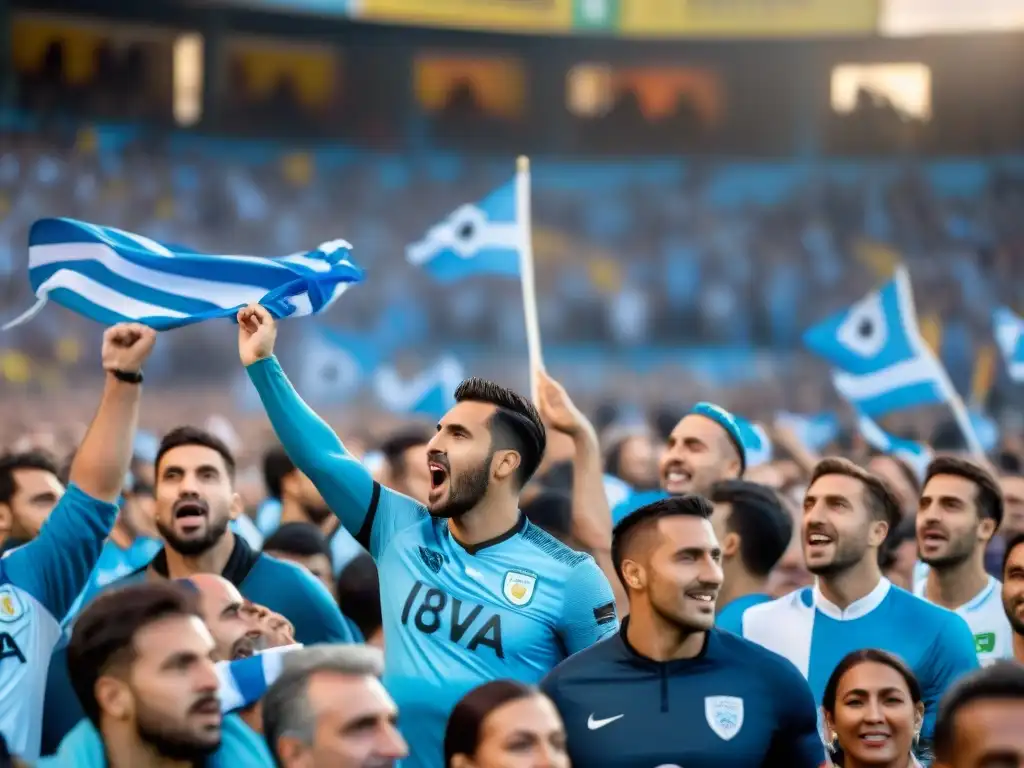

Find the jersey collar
[[147, 533, 261, 585], [449, 511, 527, 555], [615, 616, 715, 670], [813, 576, 891, 621]]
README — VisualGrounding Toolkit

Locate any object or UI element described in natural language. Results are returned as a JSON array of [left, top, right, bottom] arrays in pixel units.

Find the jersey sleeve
[[2, 483, 119, 619], [919, 612, 980, 742], [556, 558, 619, 655], [764, 660, 825, 768], [247, 356, 426, 559]]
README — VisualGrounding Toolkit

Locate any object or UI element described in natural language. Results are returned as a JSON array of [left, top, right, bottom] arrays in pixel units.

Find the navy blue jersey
[[541, 621, 824, 768]]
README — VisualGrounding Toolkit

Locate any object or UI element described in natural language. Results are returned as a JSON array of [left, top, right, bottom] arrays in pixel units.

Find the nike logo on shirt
[[587, 713, 624, 730]]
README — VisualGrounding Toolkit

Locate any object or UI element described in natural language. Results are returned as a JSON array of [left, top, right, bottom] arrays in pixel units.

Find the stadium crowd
[[0, 298, 1021, 767]]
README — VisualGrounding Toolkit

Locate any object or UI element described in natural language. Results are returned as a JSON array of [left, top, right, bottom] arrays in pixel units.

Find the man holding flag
[[238, 302, 617, 768]]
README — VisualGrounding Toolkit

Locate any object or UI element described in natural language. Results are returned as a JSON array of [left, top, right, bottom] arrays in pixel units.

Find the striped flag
[[856, 413, 931, 481], [4, 218, 363, 331], [217, 644, 301, 713], [993, 307, 1024, 381]]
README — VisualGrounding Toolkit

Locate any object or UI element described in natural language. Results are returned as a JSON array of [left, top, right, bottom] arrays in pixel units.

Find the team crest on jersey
[[418, 547, 445, 574], [705, 696, 744, 741], [975, 632, 996, 654], [502, 571, 537, 607], [0, 587, 24, 623]]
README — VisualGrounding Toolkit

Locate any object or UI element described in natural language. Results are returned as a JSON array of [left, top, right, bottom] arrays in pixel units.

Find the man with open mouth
[[239, 302, 618, 768]]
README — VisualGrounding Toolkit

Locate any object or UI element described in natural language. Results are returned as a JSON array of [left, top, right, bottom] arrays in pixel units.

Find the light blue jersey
[[0, 484, 119, 759], [62, 536, 161, 625], [715, 592, 773, 635], [248, 357, 619, 768], [740, 578, 979, 742]]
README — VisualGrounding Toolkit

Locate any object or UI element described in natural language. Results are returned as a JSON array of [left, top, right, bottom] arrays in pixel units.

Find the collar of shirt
[[147, 534, 261, 585], [813, 577, 891, 621], [613, 615, 716, 670]]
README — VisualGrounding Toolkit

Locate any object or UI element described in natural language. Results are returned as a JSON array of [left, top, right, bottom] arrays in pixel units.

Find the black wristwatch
[[109, 368, 144, 384]]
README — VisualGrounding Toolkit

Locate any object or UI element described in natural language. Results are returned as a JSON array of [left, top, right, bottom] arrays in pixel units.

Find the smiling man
[[238, 302, 617, 768], [541, 495, 822, 768], [737, 457, 979, 746]]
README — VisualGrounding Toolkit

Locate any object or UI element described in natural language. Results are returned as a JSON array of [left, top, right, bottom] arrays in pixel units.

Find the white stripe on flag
[[33, 270, 189, 321], [832, 356, 942, 401], [28, 243, 268, 308]]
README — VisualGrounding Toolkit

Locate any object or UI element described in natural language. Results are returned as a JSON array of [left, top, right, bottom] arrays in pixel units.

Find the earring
[[828, 731, 839, 752], [912, 729, 921, 748]]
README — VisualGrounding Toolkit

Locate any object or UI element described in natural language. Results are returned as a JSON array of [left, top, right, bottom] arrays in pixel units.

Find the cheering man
[[915, 457, 1013, 664], [238, 303, 617, 768], [1003, 533, 1024, 663], [0, 323, 154, 759], [541, 495, 822, 767], [738, 458, 979, 743]]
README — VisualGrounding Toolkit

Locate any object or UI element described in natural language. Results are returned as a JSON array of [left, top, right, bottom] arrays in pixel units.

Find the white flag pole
[[516, 155, 544, 402]]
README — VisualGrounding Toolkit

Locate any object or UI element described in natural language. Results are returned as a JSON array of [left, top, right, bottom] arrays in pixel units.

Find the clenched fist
[[536, 369, 589, 439], [102, 324, 157, 374], [237, 303, 277, 367]]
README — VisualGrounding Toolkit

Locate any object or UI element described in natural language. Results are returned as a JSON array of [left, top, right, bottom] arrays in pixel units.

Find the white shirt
[[913, 575, 1014, 665]]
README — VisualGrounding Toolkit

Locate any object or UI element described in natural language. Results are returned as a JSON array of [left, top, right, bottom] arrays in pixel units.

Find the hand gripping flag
[[3, 218, 363, 331]]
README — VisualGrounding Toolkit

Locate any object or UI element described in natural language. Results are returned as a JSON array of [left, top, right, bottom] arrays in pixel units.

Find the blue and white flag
[[803, 267, 950, 418], [775, 411, 840, 452], [373, 355, 465, 419], [406, 179, 522, 282], [217, 644, 301, 713], [993, 306, 1024, 381], [4, 218, 363, 331], [857, 412, 931, 482], [298, 326, 381, 406]]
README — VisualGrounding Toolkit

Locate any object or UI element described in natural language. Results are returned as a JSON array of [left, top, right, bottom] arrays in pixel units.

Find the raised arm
[[4, 324, 155, 618], [238, 304, 425, 555]]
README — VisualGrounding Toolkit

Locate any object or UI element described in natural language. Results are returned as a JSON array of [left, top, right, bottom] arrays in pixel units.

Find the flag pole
[[516, 155, 544, 402]]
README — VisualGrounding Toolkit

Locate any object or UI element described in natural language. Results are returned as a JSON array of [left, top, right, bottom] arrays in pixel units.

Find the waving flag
[[406, 179, 522, 283], [297, 326, 381, 406], [804, 266, 983, 457], [775, 411, 840, 451], [374, 355, 465, 419], [3, 218, 362, 331], [993, 307, 1024, 381]]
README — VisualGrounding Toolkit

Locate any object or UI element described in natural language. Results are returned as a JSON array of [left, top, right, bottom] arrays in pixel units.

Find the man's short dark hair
[[379, 425, 433, 478], [264, 522, 331, 560], [934, 661, 1024, 761], [0, 451, 60, 505], [924, 456, 1004, 529], [155, 426, 236, 481], [611, 495, 713, 586], [262, 446, 295, 501], [453, 378, 546, 489], [336, 553, 382, 641], [709, 480, 792, 577], [809, 457, 901, 530], [67, 582, 202, 725], [1003, 532, 1024, 579]]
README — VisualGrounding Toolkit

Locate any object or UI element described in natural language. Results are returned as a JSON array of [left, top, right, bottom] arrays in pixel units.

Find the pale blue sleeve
[[2, 483, 119, 619], [557, 558, 618, 655], [279, 562, 357, 644], [714, 602, 744, 635], [920, 612, 980, 741], [247, 357, 426, 559]]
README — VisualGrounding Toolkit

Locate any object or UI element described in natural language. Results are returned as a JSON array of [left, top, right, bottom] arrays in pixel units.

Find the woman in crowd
[[822, 649, 925, 768], [444, 680, 569, 768]]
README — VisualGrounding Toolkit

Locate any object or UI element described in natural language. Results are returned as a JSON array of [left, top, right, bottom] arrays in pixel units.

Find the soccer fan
[[932, 661, 1024, 768], [445, 680, 567, 768], [707, 480, 792, 632], [1000, 471, 1024, 540], [264, 522, 337, 597], [914, 457, 1013, 664], [739, 457, 979, 742], [262, 645, 407, 768], [1003, 532, 1024, 663], [823, 649, 925, 768], [658, 403, 745, 497], [41, 583, 273, 767], [0, 451, 63, 552], [185, 574, 262, 661], [259, 446, 364, 576], [42, 425, 355, 751], [541, 495, 823, 767], [239, 303, 617, 767], [0, 323, 154, 760]]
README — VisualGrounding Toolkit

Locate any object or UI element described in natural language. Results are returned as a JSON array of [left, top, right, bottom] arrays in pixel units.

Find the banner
[[618, 0, 878, 37], [881, 0, 1024, 35], [357, 0, 574, 32]]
